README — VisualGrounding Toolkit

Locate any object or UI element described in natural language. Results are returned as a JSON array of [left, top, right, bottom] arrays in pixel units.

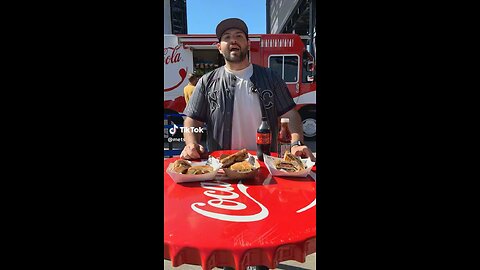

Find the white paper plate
[[263, 153, 315, 178], [166, 157, 222, 183]]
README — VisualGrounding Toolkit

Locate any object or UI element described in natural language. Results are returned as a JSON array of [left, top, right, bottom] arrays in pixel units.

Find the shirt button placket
[[226, 111, 231, 134], [231, 76, 237, 93]]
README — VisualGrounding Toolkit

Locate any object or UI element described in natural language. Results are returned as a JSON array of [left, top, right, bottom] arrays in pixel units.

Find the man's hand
[[291, 145, 316, 162], [180, 143, 207, 160]]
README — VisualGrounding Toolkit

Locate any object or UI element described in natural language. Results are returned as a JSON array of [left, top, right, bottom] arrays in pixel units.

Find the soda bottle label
[[256, 133, 271, 144]]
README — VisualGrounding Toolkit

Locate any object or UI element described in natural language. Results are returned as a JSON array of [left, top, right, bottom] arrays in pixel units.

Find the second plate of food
[[263, 151, 315, 178]]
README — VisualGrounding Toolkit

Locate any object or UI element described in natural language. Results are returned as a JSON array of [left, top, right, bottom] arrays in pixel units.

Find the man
[[180, 18, 315, 162], [183, 73, 199, 104]]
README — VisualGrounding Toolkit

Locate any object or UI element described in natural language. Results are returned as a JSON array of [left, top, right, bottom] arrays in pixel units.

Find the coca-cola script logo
[[164, 45, 182, 64], [191, 176, 316, 222], [164, 45, 187, 92], [191, 181, 269, 222]]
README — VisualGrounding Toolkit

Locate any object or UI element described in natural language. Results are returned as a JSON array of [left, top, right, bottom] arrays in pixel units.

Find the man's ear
[[216, 42, 223, 54]]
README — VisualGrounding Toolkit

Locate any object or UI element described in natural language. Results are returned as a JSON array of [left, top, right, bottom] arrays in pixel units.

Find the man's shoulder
[[202, 66, 224, 79], [252, 64, 276, 76], [198, 66, 226, 86], [252, 64, 283, 84]]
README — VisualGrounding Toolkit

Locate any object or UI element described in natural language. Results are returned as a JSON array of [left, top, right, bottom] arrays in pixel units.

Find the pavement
[[163, 253, 316, 270]]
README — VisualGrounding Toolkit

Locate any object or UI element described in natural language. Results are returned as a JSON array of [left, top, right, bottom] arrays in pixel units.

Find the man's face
[[216, 28, 249, 63]]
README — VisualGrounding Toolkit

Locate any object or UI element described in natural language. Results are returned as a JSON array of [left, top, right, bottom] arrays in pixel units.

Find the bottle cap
[[281, 118, 289, 123]]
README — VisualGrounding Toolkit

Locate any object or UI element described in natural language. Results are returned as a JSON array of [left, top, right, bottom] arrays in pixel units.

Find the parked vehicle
[[164, 33, 316, 139]]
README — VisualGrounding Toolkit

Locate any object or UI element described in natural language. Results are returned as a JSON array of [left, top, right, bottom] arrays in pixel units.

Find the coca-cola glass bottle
[[256, 117, 271, 161]]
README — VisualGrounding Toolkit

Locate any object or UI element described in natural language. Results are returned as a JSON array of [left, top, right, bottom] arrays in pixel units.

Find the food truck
[[164, 33, 317, 139]]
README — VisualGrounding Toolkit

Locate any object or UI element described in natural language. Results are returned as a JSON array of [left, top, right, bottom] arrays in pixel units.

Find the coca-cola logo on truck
[[164, 45, 182, 64], [164, 45, 188, 92]]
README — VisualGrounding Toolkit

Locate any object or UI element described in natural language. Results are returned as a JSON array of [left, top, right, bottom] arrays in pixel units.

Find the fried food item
[[229, 160, 254, 173], [172, 159, 191, 174], [274, 151, 305, 172], [186, 165, 214, 175], [283, 151, 305, 171], [220, 149, 248, 168], [274, 160, 299, 172]]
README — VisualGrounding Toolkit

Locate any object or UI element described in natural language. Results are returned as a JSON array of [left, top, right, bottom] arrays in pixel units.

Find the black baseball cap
[[215, 18, 249, 40]]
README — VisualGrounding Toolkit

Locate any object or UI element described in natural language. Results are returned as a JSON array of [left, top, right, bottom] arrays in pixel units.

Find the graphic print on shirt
[[208, 89, 220, 112], [260, 89, 274, 109]]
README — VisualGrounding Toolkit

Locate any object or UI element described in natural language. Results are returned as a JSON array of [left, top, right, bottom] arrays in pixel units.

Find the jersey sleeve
[[271, 71, 296, 116], [183, 77, 208, 123]]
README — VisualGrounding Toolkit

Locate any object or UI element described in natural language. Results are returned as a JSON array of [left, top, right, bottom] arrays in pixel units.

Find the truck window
[[193, 50, 224, 76], [268, 55, 299, 83], [269, 56, 283, 78]]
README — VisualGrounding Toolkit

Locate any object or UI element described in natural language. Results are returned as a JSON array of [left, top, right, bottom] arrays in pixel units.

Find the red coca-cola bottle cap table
[[164, 150, 316, 269]]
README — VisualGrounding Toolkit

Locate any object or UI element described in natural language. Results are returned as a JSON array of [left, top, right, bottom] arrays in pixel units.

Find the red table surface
[[164, 150, 316, 270]]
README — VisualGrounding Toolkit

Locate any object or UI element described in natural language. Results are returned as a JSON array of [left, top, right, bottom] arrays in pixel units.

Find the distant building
[[266, 0, 316, 58], [164, 0, 187, 34]]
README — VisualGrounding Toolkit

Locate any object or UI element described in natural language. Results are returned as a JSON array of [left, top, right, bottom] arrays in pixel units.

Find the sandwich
[[274, 151, 305, 172], [220, 149, 248, 168], [171, 159, 214, 175], [222, 151, 258, 179], [283, 151, 305, 171], [229, 160, 254, 173], [219, 150, 259, 178], [172, 159, 191, 174], [274, 160, 300, 172], [186, 165, 214, 175]]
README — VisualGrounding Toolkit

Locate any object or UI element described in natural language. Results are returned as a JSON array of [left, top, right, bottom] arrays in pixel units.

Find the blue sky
[[187, 0, 266, 35]]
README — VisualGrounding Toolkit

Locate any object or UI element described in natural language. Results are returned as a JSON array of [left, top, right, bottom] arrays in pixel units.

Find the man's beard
[[223, 47, 248, 63]]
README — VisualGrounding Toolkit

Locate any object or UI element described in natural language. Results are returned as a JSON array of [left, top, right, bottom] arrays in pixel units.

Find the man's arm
[[280, 109, 316, 161], [280, 109, 304, 143], [180, 117, 207, 160], [183, 86, 189, 104], [270, 70, 305, 144], [183, 117, 204, 145]]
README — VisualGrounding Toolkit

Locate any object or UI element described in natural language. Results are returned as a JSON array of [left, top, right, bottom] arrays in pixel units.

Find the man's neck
[[224, 59, 250, 71]]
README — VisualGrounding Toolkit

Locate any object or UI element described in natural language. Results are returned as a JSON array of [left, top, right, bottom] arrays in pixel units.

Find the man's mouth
[[230, 47, 240, 52]]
